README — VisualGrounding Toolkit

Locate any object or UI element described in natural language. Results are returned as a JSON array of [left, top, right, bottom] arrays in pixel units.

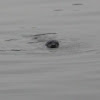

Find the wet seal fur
[[45, 40, 59, 48]]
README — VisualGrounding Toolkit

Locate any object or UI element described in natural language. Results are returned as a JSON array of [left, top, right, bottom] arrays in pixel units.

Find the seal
[[45, 40, 59, 48]]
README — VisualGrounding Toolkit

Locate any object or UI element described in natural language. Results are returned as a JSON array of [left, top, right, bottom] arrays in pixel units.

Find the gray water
[[0, 0, 100, 100]]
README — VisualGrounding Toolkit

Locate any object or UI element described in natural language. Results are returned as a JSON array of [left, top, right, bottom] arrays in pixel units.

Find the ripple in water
[[0, 33, 96, 56]]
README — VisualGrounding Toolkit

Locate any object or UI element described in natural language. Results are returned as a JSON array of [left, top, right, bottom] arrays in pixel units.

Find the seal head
[[45, 40, 59, 48]]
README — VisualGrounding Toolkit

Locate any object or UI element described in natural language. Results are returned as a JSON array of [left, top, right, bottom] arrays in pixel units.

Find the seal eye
[[45, 40, 59, 48]]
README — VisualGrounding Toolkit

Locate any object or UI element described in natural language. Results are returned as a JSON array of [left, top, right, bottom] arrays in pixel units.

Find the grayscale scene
[[0, 0, 100, 100]]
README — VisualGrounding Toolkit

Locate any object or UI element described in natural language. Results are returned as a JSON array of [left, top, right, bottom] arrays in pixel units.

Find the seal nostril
[[45, 40, 59, 48]]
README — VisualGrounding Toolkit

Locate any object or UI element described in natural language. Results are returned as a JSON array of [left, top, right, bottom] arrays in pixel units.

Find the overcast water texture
[[0, 0, 100, 100]]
